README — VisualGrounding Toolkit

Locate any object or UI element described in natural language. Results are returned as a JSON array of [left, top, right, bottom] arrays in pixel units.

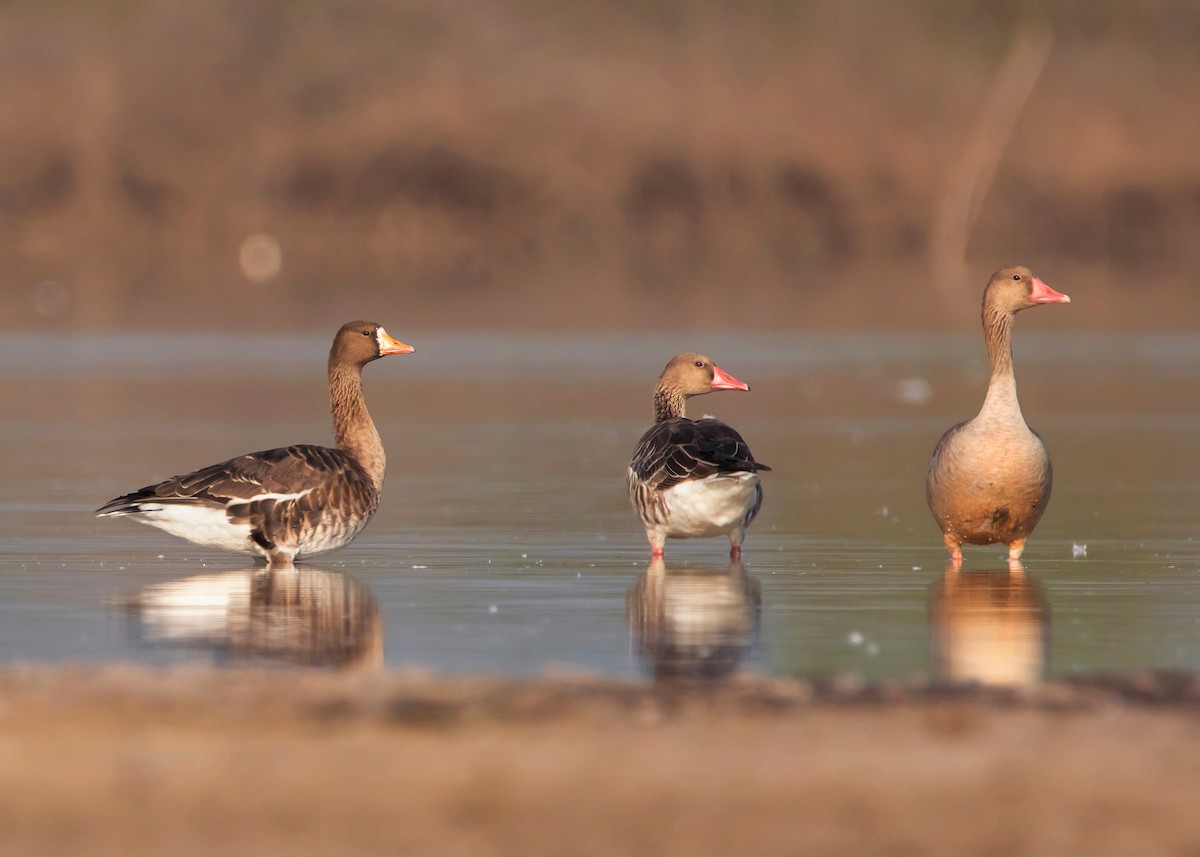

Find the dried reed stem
[[931, 26, 1054, 302]]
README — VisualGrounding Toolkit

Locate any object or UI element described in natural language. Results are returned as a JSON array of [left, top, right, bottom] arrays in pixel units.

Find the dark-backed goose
[[628, 353, 770, 559], [926, 267, 1070, 564], [96, 321, 413, 567]]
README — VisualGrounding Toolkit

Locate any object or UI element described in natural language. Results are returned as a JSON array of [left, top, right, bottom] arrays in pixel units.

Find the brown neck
[[329, 360, 385, 489], [653, 385, 687, 422], [982, 302, 1015, 380]]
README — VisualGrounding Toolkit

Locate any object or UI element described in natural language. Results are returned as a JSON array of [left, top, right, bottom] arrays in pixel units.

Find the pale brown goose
[[96, 321, 413, 567], [926, 267, 1070, 564], [628, 353, 770, 559]]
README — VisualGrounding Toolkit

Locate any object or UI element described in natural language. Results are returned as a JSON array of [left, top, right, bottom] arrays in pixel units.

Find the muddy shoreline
[[4, 666, 1199, 856]]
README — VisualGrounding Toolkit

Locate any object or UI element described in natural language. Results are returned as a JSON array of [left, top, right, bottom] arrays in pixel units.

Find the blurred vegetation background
[[1, 0, 1197, 331]]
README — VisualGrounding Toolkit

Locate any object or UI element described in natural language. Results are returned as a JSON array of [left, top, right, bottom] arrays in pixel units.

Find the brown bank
[[3, 666, 1200, 856]]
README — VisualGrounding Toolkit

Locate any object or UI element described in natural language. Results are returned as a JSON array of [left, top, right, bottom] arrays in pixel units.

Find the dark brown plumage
[[926, 267, 1070, 564], [97, 321, 414, 567], [628, 353, 770, 559]]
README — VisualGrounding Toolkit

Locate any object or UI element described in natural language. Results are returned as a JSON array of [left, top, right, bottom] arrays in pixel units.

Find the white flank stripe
[[226, 488, 314, 507], [130, 504, 258, 555]]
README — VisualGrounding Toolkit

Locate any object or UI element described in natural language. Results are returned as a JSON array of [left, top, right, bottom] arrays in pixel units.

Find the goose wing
[[630, 417, 770, 492], [95, 444, 365, 515]]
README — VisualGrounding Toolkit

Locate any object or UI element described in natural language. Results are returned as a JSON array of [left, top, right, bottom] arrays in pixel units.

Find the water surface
[[2, 330, 1198, 682]]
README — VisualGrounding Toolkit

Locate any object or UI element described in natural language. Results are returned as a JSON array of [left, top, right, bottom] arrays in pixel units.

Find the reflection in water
[[626, 559, 761, 680], [122, 567, 382, 669], [928, 563, 1050, 687]]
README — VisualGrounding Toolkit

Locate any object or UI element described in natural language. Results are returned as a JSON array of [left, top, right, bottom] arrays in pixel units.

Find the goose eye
[[694, 360, 704, 368], [1012, 274, 1021, 281], [363, 330, 372, 337]]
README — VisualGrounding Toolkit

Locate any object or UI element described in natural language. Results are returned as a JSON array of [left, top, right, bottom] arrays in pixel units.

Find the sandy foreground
[[3, 666, 1200, 857]]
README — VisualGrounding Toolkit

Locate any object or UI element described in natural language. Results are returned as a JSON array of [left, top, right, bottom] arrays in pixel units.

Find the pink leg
[[729, 544, 742, 560], [651, 546, 664, 559], [943, 533, 962, 567], [1008, 539, 1026, 561]]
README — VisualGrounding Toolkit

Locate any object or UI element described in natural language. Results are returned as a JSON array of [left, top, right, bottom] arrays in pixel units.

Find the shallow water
[[2, 329, 1199, 683]]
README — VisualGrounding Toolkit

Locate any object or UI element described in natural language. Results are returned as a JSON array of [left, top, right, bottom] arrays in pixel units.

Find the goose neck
[[653, 385, 686, 422], [983, 303, 1016, 381], [329, 361, 385, 488], [979, 304, 1025, 424]]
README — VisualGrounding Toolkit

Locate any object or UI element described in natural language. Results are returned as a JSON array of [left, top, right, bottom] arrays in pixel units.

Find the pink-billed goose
[[628, 353, 770, 560], [926, 267, 1070, 564], [96, 321, 414, 567]]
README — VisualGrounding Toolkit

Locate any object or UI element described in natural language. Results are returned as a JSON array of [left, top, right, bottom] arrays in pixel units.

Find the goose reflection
[[928, 562, 1049, 687], [122, 566, 382, 669], [626, 558, 761, 680]]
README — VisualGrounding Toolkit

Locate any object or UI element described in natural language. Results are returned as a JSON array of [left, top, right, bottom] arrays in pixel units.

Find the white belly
[[129, 505, 260, 556], [662, 474, 761, 538]]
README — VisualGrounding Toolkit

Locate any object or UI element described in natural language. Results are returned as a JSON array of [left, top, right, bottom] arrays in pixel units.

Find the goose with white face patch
[[628, 353, 771, 560], [96, 321, 414, 567]]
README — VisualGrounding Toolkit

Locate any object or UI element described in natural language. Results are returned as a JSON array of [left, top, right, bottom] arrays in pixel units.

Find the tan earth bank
[[3, 665, 1200, 856]]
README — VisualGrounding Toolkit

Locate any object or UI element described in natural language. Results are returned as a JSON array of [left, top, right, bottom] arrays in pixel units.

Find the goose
[[628, 353, 770, 559], [926, 267, 1070, 564], [96, 321, 413, 567]]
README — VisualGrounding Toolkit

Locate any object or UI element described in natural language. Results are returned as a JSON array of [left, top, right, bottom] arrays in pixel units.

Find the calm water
[[2, 329, 1199, 683]]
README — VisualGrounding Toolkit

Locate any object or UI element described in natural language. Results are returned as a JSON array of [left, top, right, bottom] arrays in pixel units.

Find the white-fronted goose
[[628, 353, 770, 559], [96, 321, 413, 567], [926, 267, 1070, 564]]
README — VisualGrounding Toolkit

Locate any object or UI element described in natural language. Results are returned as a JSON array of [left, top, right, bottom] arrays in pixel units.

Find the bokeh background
[[1, 0, 1198, 332]]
